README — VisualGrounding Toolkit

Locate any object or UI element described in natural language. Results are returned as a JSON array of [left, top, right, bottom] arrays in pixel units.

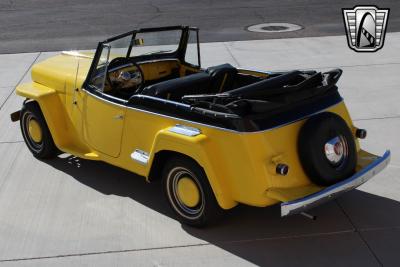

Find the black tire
[[298, 112, 357, 186], [20, 101, 58, 159], [162, 156, 223, 227]]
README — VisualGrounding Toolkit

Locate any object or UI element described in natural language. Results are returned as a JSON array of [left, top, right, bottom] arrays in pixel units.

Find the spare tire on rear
[[298, 112, 357, 186]]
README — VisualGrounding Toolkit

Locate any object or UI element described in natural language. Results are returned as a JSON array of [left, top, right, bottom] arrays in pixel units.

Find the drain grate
[[247, 23, 302, 33], [262, 25, 288, 31]]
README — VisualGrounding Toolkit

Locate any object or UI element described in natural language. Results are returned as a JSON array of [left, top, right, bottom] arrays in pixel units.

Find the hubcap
[[176, 177, 200, 208], [324, 135, 348, 168], [22, 112, 44, 153], [28, 118, 42, 143], [167, 167, 205, 219]]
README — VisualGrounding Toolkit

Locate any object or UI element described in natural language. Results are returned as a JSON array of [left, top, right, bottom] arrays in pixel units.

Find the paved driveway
[[0, 0, 399, 53], [0, 33, 399, 266]]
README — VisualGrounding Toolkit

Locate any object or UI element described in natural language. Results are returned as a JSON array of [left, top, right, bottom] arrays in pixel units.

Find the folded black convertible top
[[182, 69, 342, 109]]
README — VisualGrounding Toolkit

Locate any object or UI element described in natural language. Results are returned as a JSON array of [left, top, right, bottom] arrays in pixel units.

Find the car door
[[83, 93, 126, 158], [83, 44, 126, 158]]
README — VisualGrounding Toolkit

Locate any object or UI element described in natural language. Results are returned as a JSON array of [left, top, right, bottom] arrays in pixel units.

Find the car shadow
[[45, 155, 400, 267]]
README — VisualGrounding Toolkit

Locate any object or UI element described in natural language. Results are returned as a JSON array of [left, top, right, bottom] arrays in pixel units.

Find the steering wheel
[[107, 58, 145, 98]]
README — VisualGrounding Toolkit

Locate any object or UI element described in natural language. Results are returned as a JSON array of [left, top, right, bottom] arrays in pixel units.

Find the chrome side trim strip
[[169, 124, 201, 136], [83, 88, 238, 133], [281, 150, 391, 217], [83, 88, 342, 134], [130, 149, 150, 165]]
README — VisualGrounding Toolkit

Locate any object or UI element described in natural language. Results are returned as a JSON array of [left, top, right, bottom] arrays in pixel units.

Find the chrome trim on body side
[[82, 87, 342, 134], [281, 150, 391, 217], [169, 125, 201, 136], [131, 149, 150, 165]]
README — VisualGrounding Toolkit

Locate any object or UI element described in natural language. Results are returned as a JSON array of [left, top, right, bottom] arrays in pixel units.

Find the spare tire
[[298, 112, 357, 186]]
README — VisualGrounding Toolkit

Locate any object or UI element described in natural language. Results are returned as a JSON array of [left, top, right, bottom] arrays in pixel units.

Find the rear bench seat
[[140, 64, 238, 101]]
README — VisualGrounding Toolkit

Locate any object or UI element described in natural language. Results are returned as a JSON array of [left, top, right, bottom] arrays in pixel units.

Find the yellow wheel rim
[[176, 177, 200, 208], [28, 119, 42, 143]]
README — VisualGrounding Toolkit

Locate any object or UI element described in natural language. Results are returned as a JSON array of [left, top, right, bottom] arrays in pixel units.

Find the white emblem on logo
[[343, 6, 390, 52]]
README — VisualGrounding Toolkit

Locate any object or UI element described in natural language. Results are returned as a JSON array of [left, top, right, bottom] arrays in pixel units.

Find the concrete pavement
[[0, 33, 400, 266], [1, 0, 400, 53]]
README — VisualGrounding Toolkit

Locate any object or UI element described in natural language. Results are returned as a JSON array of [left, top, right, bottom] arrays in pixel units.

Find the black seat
[[140, 64, 238, 101], [206, 64, 237, 93], [140, 72, 211, 101]]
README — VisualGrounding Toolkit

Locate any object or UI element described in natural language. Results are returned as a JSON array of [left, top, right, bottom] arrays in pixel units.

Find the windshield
[[87, 28, 184, 91], [100, 29, 182, 61], [129, 30, 181, 57], [106, 35, 132, 59]]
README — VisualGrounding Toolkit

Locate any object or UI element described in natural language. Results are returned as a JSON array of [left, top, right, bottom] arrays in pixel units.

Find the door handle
[[113, 114, 124, 120]]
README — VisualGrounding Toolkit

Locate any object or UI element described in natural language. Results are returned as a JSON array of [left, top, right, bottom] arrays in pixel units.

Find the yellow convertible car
[[11, 26, 390, 226]]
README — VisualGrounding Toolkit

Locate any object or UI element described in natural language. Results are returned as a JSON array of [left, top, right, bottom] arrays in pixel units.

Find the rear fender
[[147, 127, 237, 209]]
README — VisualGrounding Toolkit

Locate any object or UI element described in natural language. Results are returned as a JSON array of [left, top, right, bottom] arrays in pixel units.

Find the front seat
[[206, 64, 237, 93], [140, 72, 211, 101]]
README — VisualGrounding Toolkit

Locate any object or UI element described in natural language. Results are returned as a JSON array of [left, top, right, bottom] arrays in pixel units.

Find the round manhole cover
[[247, 23, 302, 33]]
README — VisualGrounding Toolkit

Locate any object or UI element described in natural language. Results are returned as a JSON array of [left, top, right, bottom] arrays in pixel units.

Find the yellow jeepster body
[[13, 26, 390, 224]]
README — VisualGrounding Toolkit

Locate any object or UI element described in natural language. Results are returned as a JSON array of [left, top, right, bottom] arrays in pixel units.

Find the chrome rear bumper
[[281, 150, 391, 217]]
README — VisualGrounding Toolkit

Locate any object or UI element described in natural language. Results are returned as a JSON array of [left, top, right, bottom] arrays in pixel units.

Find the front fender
[[16, 82, 90, 157], [147, 128, 237, 209], [16, 83, 69, 148], [16, 82, 56, 99]]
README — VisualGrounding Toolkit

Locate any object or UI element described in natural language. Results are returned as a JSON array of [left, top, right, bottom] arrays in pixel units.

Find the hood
[[31, 51, 93, 93]]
